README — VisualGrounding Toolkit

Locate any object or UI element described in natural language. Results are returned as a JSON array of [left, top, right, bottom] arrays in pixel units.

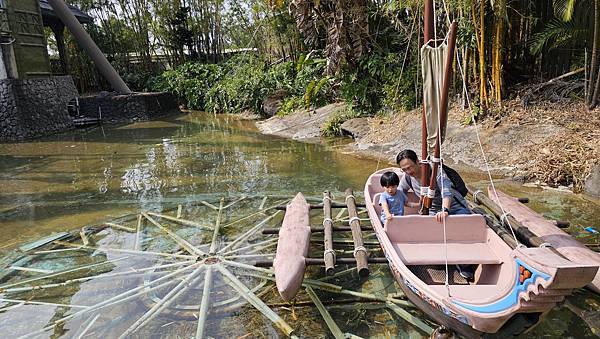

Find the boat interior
[[367, 170, 517, 301]]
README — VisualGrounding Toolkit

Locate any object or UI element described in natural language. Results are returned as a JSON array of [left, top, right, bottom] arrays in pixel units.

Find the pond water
[[0, 111, 598, 338]]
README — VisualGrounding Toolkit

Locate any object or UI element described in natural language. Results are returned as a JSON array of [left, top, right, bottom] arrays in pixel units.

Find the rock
[[340, 117, 370, 139], [584, 165, 600, 198], [262, 89, 288, 117]]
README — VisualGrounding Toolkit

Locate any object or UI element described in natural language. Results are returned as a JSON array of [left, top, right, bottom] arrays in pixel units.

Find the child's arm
[[381, 200, 393, 220]]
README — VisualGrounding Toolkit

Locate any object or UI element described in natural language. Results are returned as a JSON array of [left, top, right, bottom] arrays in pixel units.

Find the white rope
[[345, 195, 356, 203], [472, 190, 483, 203], [353, 245, 367, 257], [429, 23, 449, 293], [324, 249, 336, 261], [322, 218, 333, 227], [453, 39, 521, 247], [348, 216, 360, 225]]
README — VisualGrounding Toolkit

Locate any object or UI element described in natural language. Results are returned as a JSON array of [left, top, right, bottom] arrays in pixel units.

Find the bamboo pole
[[2, 261, 194, 294], [218, 211, 282, 254], [386, 301, 434, 335], [105, 222, 136, 232], [253, 257, 388, 267], [345, 188, 368, 277], [134, 214, 143, 251], [0, 257, 128, 290], [334, 208, 346, 220], [209, 199, 224, 255], [52, 240, 198, 260], [0, 298, 88, 309], [9, 266, 53, 274], [20, 264, 199, 338], [259, 196, 268, 210], [146, 212, 214, 231], [262, 226, 372, 234], [216, 265, 296, 337], [222, 238, 278, 256], [222, 199, 288, 229], [75, 314, 101, 339], [305, 286, 345, 339], [142, 212, 207, 256], [119, 266, 206, 337], [276, 202, 366, 210], [223, 196, 247, 209], [195, 266, 214, 339], [199, 201, 219, 210], [323, 191, 336, 275]]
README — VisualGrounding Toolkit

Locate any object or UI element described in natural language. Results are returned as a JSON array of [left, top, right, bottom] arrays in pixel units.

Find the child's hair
[[380, 171, 400, 187]]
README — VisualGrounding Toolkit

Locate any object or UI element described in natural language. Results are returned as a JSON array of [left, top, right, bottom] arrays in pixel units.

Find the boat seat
[[392, 242, 502, 265], [386, 215, 502, 265], [429, 284, 503, 299]]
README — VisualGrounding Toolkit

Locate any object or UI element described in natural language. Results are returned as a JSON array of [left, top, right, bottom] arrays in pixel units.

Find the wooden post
[[468, 188, 543, 247], [323, 191, 336, 275], [345, 188, 369, 277]]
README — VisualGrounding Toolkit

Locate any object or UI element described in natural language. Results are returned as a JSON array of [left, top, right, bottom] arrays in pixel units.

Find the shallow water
[[0, 111, 598, 338]]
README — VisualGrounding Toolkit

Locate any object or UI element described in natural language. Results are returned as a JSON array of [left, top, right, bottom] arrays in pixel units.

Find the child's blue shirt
[[379, 191, 406, 224]]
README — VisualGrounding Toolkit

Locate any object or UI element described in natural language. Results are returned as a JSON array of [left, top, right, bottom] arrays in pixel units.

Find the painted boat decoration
[[364, 168, 598, 337], [490, 188, 600, 294], [273, 192, 311, 301]]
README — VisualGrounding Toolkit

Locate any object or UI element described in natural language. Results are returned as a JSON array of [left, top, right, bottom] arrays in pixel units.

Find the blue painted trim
[[452, 259, 551, 314]]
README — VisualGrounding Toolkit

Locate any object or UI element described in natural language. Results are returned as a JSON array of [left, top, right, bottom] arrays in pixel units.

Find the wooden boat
[[364, 168, 598, 337], [490, 188, 600, 294], [273, 192, 311, 301]]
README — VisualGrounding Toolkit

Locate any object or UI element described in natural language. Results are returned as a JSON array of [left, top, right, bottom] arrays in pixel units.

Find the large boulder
[[262, 89, 288, 117], [585, 165, 600, 198]]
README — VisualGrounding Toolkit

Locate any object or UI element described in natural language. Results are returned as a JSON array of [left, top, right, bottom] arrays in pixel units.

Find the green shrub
[[321, 105, 360, 137]]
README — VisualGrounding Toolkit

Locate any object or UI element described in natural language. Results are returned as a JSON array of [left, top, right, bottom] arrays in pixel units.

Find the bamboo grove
[[57, 0, 598, 110]]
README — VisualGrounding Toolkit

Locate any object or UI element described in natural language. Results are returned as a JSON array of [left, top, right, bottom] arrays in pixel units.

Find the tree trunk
[[492, 14, 504, 103], [589, 0, 600, 109]]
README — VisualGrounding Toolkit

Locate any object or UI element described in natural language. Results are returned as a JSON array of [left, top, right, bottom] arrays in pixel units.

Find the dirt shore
[[256, 101, 600, 197]]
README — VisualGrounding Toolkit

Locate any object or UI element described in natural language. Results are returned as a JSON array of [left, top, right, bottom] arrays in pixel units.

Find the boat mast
[[419, 0, 435, 215], [422, 21, 458, 211]]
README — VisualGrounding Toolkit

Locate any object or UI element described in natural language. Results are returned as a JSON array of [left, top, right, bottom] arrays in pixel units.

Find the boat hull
[[490, 188, 600, 293], [364, 168, 598, 336]]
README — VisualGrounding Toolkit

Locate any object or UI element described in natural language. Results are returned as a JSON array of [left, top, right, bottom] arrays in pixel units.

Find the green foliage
[[530, 19, 587, 55], [341, 52, 417, 114], [276, 96, 304, 116], [321, 105, 360, 137]]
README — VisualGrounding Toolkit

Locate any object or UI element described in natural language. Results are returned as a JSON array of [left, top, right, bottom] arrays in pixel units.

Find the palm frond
[[529, 19, 587, 55], [553, 0, 577, 21]]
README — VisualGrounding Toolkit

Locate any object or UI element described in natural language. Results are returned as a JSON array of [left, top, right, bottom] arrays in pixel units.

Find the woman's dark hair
[[380, 171, 400, 187], [396, 149, 418, 165]]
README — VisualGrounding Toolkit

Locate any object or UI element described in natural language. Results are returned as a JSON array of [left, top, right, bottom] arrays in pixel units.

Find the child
[[379, 171, 407, 225]]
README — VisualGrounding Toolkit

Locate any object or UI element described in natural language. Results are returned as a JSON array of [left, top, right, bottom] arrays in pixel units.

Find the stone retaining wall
[[0, 76, 77, 142], [0, 76, 181, 142], [77, 92, 180, 123]]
